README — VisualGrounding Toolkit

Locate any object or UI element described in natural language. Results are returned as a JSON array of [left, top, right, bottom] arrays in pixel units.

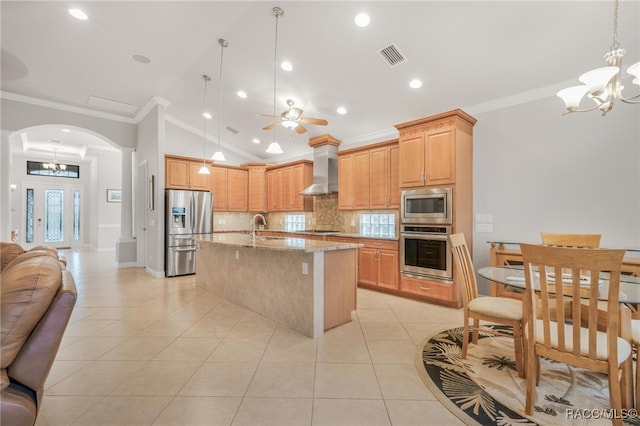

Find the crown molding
[[0, 91, 137, 124], [341, 127, 399, 150], [135, 96, 171, 122]]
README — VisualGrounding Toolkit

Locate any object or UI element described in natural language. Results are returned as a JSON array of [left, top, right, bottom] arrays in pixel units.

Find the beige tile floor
[[36, 248, 466, 426]]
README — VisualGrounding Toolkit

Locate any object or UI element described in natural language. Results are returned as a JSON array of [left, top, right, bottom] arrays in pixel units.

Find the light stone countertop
[[196, 233, 363, 253]]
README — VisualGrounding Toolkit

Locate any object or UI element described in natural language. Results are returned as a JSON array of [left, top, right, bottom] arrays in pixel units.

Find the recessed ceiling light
[[61, 129, 71, 133], [237, 90, 247, 99], [132, 54, 152, 64], [252, 138, 261, 144], [280, 61, 293, 72], [354, 13, 370, 28], [203, 112, 212, 119], [336, 106, 347, 115], [409, 78, 423, 89], [68, 8, 88, 20]]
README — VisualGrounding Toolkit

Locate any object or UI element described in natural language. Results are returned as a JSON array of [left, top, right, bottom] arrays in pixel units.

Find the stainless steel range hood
[[300, 134, 341, 196]]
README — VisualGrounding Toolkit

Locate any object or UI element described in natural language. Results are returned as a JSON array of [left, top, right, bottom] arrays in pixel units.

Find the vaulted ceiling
[[2, 1, 639, 162]]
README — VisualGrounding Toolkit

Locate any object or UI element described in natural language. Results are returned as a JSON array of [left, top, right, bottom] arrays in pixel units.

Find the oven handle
[[400, 233, 450, 241]]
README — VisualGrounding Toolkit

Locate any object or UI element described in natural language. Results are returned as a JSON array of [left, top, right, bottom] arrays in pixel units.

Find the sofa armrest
[[8, 270, 77, 402]]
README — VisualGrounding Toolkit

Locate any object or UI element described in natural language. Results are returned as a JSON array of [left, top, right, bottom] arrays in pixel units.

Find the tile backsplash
[[214, 192, 398, 236]]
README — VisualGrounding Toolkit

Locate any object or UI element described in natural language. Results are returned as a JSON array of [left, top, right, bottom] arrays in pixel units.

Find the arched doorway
[[9, 124, 122, 250]]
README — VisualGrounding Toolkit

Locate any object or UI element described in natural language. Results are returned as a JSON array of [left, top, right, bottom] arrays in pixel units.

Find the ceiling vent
[[225, 126, 239, 134], [376, 43, 406, 68]]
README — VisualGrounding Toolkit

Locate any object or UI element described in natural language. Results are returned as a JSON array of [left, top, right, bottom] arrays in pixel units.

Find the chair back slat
[[540, 233, 601, 248], [449, 233, 477, 306], [520, 243, 624, 364]]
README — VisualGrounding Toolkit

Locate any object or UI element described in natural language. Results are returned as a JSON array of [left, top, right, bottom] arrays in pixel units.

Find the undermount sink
[[254, 236, 285, 241]]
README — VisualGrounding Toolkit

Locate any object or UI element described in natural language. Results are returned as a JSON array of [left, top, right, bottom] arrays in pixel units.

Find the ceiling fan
[[260, 99, 328, 134]]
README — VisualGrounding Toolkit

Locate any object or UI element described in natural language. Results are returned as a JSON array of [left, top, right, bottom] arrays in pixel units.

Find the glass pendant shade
[[578, 66, 619, 95], [627, 61, 640, 84], [281, 119, 298, 129], [557, 86, 590, 108], [212, 150, 226, 162], [198, 165, 210, 175], [266, 142, 283, 154]]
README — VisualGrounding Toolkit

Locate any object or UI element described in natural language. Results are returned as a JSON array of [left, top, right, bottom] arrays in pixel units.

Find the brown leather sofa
[[1, 242, 77, 426]]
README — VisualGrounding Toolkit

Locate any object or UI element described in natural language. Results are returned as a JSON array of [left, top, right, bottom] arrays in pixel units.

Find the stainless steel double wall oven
[[400, 187, 453, 281]]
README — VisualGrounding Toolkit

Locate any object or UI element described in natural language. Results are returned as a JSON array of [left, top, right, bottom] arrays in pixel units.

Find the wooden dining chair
[[449, 233, 524, 377], [520, 243, 629, 424], [540, 232, 601, 248]]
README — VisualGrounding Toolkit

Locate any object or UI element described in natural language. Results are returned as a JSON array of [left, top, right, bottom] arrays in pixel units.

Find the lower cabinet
[[357, 239, 398, 290]]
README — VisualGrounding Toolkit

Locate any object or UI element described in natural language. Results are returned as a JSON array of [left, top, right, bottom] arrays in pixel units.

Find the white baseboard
[[116, 262, 138, 269], [145, 267, 164, 278]]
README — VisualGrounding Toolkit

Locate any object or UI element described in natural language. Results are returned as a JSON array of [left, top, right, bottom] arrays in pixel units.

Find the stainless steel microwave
[[401, 187, 453, 224]]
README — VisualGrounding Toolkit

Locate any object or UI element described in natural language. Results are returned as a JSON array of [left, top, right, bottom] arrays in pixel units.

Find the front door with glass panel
[[24, 184, 82, 249]]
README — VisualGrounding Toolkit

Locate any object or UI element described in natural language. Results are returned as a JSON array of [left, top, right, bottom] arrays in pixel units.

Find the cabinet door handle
[[424, 172, 428, 183], [420, 286, 431, 291]]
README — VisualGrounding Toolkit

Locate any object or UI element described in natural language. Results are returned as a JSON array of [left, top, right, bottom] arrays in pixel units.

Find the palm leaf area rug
[[415, 325, 640, 425]]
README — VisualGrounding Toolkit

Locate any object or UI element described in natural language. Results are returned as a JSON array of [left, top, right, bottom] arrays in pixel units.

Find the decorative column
[[0, 131, 13, 241], [116, 147, 137, 267]]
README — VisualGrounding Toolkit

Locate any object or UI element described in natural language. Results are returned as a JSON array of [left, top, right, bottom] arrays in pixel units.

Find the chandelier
[[557, 0, 640, 115], [42, 147, 67, 172]]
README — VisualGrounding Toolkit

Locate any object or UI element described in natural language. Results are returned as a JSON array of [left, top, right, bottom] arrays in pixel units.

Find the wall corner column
[[116, 147, 137, 267], [0, 131, 13, 241]]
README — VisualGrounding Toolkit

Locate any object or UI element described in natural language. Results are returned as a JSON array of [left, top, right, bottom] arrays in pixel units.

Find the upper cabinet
[[395, 109, 476, 188], [210, 165, 248, 212], [165, 156, 211, 190], [266, 160, 313, 212], [338, 139, 399, 210], [244, 164, 270, 212]]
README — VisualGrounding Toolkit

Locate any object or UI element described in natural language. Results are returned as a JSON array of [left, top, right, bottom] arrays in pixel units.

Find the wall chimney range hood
[[300, 134, 341, 196]]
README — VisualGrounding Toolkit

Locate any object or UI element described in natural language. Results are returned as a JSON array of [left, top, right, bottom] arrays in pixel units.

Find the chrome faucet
[[251, 213, 267, 244]]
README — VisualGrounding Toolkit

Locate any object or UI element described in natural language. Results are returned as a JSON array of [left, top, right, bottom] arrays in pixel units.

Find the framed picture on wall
[[107, 189, 122, 203]]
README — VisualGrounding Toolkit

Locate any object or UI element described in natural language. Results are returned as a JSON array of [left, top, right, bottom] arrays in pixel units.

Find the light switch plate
[[475, 223, 493, 233], [475, 213, 493, 223]]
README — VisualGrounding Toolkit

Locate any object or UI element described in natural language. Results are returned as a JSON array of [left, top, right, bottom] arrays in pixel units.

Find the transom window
[[27, 161, 79, 178]]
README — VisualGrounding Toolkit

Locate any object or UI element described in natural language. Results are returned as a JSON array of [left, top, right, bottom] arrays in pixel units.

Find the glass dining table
[[478, 265, 640, 303], [478, 265, 640, 409]]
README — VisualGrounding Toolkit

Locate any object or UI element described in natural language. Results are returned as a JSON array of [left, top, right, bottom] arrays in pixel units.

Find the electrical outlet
[[302, 262, 308, 275], [351, 219, 355, 226], [235, 250, 239, 260]]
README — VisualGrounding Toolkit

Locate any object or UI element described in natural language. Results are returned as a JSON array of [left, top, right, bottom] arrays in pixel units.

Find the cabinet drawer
[[359, 239, 398, 251], [400, 276, 453, 301]]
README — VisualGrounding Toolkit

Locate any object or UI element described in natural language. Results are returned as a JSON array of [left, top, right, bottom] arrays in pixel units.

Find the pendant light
[[197, 75, 211, 175], [212, 38, 228, 162], [266, 7, 284, 155]]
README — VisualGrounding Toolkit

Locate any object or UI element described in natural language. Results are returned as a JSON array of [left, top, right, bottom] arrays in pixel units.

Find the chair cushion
[[535, 319, 631, 364], [1, 254, 61, 369], [468, 296, 523, 321]]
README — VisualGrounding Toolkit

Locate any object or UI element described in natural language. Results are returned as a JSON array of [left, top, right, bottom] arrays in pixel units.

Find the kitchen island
[[195, 233, 362, 338]]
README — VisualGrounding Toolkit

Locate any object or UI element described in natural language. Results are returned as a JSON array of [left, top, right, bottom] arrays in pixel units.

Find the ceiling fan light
[[557, 85, 590, 108], [198, 165, 211, 175], [211, 150, 226, 162], [578, 66, 619, 95], [282, 119, 299, 129], [266, 142, 283, 154]]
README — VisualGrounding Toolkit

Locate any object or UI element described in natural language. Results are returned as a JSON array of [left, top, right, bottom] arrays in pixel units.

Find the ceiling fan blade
[[300, 117, 328, 126], [295, 123, 307, 134], [258, 113, 279, 118], [262, 122, 278, 131]]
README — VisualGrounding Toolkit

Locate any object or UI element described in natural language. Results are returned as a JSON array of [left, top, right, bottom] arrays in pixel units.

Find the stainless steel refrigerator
[[165, 189, 213, 277]]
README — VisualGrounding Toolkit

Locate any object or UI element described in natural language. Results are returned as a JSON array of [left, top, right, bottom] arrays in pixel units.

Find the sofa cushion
[[1, 242, 24, 272], [1, 254, 61, 369]]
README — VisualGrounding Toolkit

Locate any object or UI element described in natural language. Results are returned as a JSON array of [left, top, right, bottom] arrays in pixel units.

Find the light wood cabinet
[[243, 164, 269, 212], [357, 239, 398, 290], [338, 140, 398, 210], [266, 161, 313, 212], [165, 156, 210, 190], [396, 110, 474, 188], [210, 165, 248, 212]]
